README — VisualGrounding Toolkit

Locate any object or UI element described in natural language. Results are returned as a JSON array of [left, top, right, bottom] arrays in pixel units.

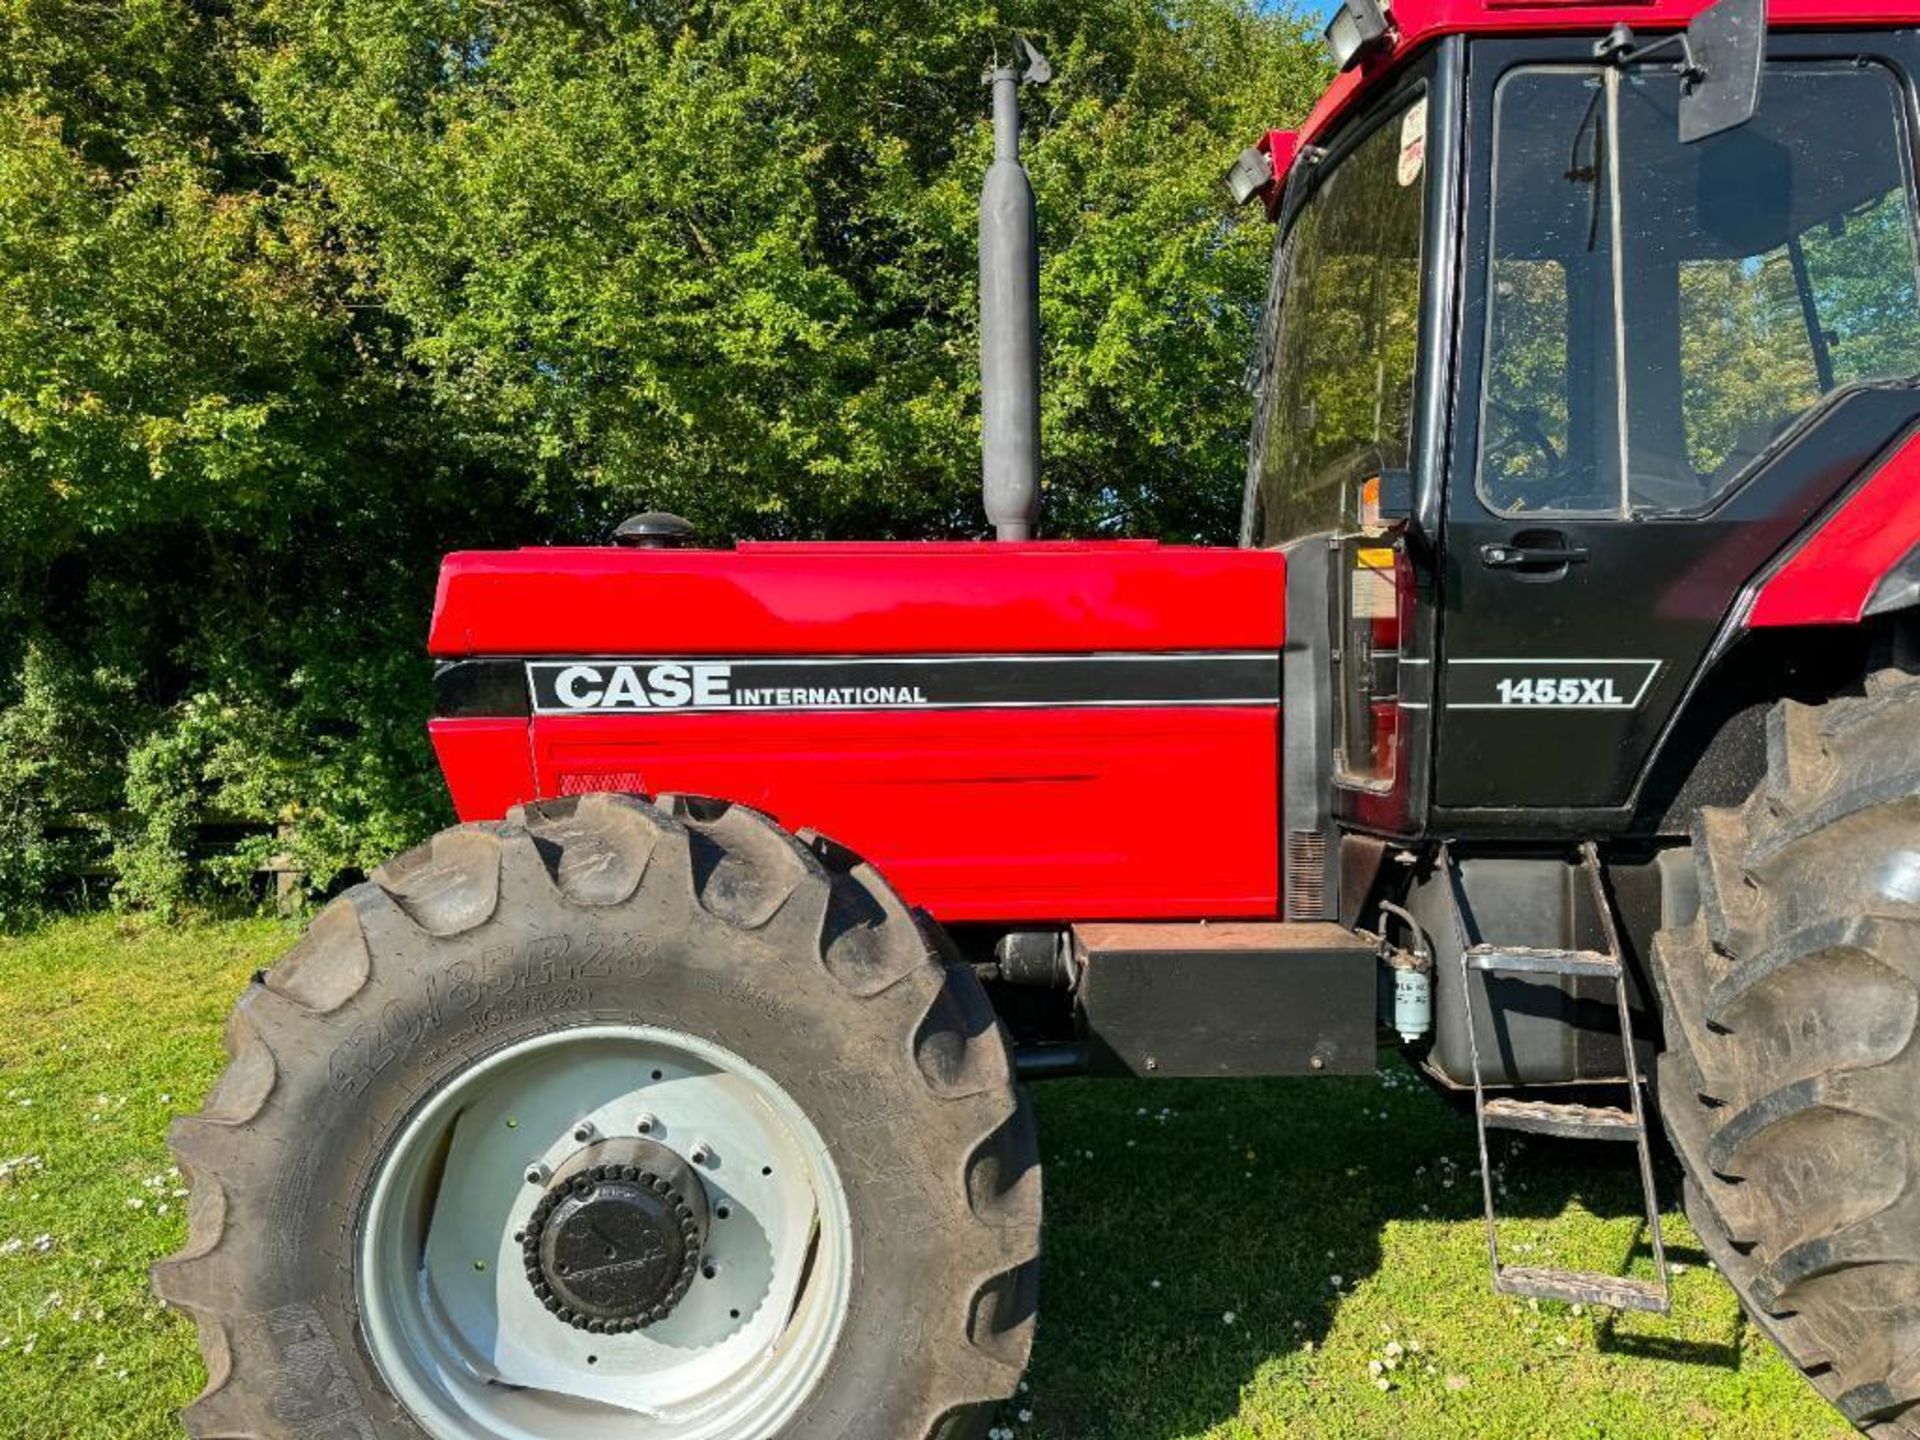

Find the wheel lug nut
[[691, 1143, 713, 1166], [525, 1162, 551, 1186], [574, 1121, 598, 1143], [636, 1113, 657, 1135]]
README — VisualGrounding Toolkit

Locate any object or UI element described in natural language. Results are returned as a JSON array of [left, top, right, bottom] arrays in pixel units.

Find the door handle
[[1480, 540, 1589, 570]]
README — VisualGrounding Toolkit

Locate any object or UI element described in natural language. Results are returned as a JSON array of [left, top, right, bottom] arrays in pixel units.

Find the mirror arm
[[1620, 0, 1768, 142], [1594, 23, 1704, 82]]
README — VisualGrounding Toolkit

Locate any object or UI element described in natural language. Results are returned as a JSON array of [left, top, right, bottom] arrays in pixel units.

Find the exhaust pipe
[[979, 36, 1050, 541]]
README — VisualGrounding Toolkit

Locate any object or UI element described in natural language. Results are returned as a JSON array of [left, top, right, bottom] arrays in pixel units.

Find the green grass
[[0, 914, 289, 1440], [0, 916, 1853, 1440]]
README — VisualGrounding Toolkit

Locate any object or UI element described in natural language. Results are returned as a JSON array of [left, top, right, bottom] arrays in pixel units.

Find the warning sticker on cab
[[1398, 99, 1428, 187]]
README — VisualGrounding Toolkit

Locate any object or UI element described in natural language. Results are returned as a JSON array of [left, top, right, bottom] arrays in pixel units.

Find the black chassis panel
[[1406, 851, 1658, 1087], [1072, 923, 1378, 1079]]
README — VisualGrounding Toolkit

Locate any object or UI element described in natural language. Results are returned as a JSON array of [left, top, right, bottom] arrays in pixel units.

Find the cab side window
[[1251, 95, 1430, 546]]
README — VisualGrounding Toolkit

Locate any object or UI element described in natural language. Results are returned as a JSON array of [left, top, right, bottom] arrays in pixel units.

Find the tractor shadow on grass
[[1016, 1064, 1743, 1438], [1592, 1234, 1743, 1369]]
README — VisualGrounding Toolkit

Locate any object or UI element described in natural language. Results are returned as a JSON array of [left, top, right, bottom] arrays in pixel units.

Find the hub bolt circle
[[521, 1138, 710, 1332]]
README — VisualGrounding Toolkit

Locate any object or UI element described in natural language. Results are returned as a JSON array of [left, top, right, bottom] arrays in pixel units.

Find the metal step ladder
[[1442, 841, 1671, 1315]]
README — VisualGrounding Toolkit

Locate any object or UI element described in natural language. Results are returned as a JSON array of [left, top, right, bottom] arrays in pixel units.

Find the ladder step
[[1466, 944, 1621, 979], [1481, 1097, 1642, 1140], [1495, 1265, 1670, 1314]]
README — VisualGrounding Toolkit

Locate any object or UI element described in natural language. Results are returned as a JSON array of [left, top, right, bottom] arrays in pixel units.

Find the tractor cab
[[1241, 0, 1920, 877]]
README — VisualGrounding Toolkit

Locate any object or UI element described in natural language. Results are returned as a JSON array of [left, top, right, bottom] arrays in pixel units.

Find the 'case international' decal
[[513, 652, 1280, 716]]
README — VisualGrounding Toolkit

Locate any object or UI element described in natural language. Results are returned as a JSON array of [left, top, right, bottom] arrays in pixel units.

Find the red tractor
[[155, 0, 1920, 1435]]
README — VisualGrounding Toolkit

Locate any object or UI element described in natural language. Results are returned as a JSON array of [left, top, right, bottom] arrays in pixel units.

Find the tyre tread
[[1657, 672, 1920, 1438], [157, 791, 1038, 1440]]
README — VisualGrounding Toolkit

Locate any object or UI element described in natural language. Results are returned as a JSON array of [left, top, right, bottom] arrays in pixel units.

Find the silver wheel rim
[[357, 1024, 853, 1440]]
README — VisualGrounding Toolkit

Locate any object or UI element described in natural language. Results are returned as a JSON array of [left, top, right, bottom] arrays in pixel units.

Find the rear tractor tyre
[[151, 793, 1041, 1440], [1653, 670, 1920, 1437]]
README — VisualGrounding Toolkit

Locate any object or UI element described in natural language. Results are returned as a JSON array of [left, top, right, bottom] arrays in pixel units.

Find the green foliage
[[0, 647, 129, 924], [0, 0, 1328, 918], [249, 0, 1324, 540]]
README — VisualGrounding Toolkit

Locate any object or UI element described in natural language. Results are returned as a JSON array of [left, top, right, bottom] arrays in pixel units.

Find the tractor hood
[[429, 540, 1280, 658], [426, 540, 1287, 924]]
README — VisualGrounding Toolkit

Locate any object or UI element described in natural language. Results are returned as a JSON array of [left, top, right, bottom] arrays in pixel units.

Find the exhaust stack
[[979, 36, 1050, 541]]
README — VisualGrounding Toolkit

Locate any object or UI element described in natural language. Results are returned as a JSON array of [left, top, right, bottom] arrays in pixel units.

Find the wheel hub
[[360, 1024, 853, 1438], [522, 1138, 709, 1332]]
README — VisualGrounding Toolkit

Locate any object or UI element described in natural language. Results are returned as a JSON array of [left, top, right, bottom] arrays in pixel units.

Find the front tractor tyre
[[1654, 671, 1920, 1437], [151, 794, 1041, 1440]]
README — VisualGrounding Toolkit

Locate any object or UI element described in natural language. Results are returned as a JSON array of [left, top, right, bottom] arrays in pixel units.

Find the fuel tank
[[428, 540, 1285, 924]]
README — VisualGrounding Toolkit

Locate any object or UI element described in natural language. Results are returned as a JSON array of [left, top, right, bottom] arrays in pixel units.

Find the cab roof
[[1300, 0, 1920, 147]]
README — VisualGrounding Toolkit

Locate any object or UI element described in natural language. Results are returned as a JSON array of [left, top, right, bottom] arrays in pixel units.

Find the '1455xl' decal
[[1444, 658, 1661, 711]]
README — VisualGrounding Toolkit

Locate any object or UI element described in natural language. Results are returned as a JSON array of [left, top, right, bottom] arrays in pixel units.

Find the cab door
[[1438, 58, 1690, 815], [1437, 43, 1920, 816]]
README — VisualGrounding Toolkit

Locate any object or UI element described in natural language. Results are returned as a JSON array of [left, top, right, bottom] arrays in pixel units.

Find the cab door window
[[1478, 62, 1920, 517]]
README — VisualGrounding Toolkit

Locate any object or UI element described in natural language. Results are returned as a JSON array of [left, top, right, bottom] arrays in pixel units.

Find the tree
[[0, 0, 1327, 917], [249, 0, 1325, 540]]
